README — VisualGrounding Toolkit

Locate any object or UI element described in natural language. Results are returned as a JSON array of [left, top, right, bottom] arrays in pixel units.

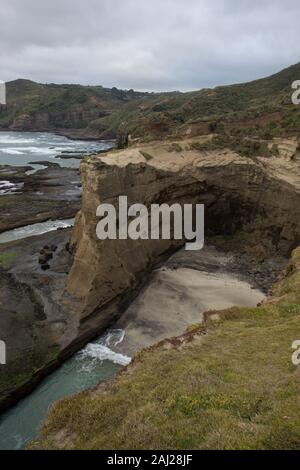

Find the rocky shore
[[0, 164, 81, 233], [1, 137, 299, 413], [0, 228, 280, 413], [32, 247, 300, 450]]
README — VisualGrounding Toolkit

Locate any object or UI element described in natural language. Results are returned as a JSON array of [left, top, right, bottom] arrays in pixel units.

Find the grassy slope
[[32, 248, 300, 450], [0, 79, 155, 131], [2, 62, 300, 138], [99, 62, 300, 139]]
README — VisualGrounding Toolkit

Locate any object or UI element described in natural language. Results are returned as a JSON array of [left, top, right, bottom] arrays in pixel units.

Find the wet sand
[[115, 246, 266, 356]]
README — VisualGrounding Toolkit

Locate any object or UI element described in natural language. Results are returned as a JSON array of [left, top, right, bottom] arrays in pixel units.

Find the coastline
[[0, 127, 116, 143], [0, 235, 271, 416]]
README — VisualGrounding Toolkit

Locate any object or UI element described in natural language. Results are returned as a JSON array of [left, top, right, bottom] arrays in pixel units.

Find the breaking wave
[[0, 148, 25, 155], [77, 329, 131, 368], [0, 136, 36, 144], [0, 180, 23, 195], [0, 218, 75, 243], [79, 344, 131, 367]]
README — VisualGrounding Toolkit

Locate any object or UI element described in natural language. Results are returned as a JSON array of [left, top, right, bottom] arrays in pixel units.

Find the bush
[[190, 135, 272, 158]]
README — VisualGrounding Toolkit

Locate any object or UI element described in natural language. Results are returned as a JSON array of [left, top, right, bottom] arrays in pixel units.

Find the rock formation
[[32, 246, 300, 450], [67, 138, 300, 327], [1, 136, 300, 413]]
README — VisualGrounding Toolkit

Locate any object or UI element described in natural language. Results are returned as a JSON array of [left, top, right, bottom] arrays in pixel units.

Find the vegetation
[[0, 79, 153, 133], [167, 143, 183, 152], [0, 195, 17, 208], [97, 61, 300, 140], [189, 135, 274, 158], [32, 248, 300, 450], [0, 252, 16, 269], [2, 62, 300, 140], [139, 151, 154, 161]]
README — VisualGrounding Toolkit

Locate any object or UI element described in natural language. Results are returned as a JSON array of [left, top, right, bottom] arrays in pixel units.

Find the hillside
[[0, 79, 158, 138], [28, 132, 300, 450], [1, 62, 300, 141], [2, 62, 300, 450], [101, 61, 300, 140], [32, 248, 300, 450]]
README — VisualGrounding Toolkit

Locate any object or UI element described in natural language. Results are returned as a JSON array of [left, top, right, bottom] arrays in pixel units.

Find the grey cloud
[[0, 0, 300, 91]]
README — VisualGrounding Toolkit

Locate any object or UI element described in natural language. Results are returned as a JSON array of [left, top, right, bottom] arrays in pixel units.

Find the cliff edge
[[32, 247, 300, 449]]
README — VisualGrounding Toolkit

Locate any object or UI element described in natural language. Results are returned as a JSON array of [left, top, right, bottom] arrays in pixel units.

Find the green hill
[[102, 62, 300, 140], [0, 79, 156, 137], [1, 62, 300, 140]]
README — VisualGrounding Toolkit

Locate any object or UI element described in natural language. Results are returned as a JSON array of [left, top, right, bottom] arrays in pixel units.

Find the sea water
[[0, 131, 113, 170], [0, 329, 131, 450]]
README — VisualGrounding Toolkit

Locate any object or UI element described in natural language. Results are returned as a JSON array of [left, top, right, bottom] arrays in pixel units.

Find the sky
[[0, 0, 300, 92]]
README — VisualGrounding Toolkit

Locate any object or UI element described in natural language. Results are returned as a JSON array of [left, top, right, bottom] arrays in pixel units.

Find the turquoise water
[[0, 329, 131, 450]]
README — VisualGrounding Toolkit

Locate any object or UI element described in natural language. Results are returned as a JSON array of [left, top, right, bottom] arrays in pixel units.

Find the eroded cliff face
[[9, 110, 103, 132], [1, 137, 300, 412], [67, 139, 300, 326]]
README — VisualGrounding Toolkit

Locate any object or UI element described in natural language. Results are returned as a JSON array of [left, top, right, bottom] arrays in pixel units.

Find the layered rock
[[1, 138, 300, 412], [67, 139, 300, 327]]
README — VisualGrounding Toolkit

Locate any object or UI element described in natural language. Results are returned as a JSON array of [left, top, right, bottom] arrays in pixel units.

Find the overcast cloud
[[0, 0, 300, 91]]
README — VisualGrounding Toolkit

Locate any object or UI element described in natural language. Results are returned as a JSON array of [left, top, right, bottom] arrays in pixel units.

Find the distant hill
[[103, 61, 300, 140], [1, 62, 300, 140], [0, 79, 162, 139]]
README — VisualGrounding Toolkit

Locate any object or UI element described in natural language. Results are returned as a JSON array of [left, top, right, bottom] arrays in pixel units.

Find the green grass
[[0, 252, 16, 269], [31, 248, 300, 450], [189, 135, 273, 158], [2, 62, 300, 140], [96, 61, 300, 140], [0, 79, 152, 134]]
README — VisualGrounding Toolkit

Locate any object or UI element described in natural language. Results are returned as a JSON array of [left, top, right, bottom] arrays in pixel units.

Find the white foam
[[0, 180, 14, 188], [0, 148, 24, 155], [0, 136, 35, 144], [0, 132, 113, 169], [77, 329, 131, 367], [79, 343, 131, 366], [0, 146, 57, 155], [0, 180, 23, 195], [107, 329, 125, 346], [13, 147, 55, 155], [0, 218, 75, 243]]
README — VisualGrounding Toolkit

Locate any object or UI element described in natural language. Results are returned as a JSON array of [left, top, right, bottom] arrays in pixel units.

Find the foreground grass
[[32, 249, 300, 450]]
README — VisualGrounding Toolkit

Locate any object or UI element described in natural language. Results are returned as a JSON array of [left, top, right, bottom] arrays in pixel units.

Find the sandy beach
[[115, 246, 266, 355]]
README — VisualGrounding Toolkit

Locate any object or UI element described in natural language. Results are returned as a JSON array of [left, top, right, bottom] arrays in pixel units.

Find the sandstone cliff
[[67, 137, 300, 327], [1, 136, 300, 412]]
